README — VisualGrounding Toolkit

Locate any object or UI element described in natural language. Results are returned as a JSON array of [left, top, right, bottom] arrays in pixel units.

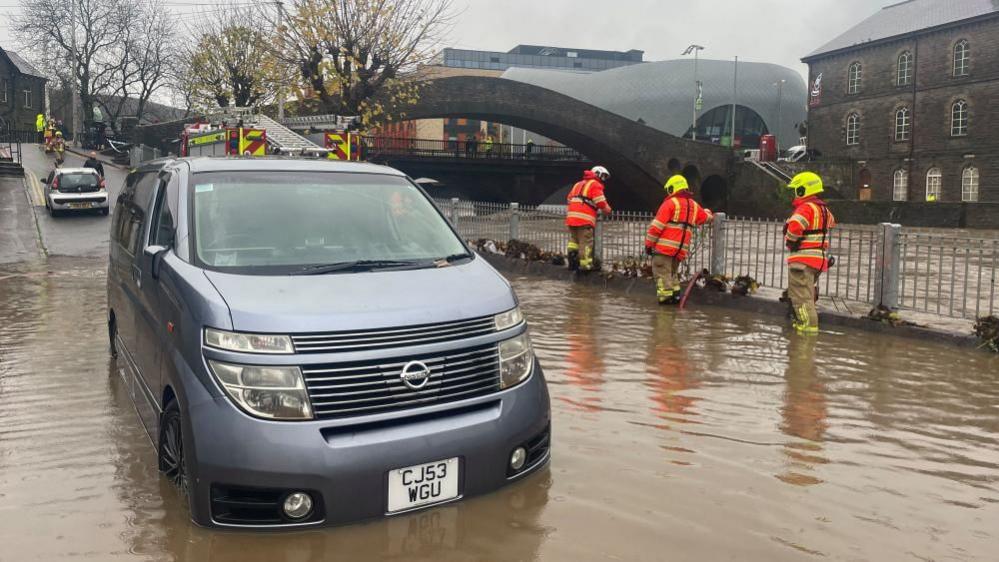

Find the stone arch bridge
[[396, 75, 734, 210]]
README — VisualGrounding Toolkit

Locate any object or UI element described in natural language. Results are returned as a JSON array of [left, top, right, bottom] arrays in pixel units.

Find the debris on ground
[[974, 315, 999, 352], [472, 238, 505, 255], [607, 257, 653, 279], [695, 269, 730, 292], [730, 275, 759, 296], [505, 239, 565, 263], [866, 305, 918, 327]]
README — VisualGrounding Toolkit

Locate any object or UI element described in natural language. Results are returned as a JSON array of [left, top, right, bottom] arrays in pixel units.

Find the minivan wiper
[[433, 253, 473, 267], [291, 260, 422, 275]]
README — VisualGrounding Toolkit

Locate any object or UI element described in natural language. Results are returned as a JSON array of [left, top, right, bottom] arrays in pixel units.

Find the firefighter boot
[[656, 278, 672, 304], [566, 242, 579, 271], [579, 247, 594, 272], [792, 305, 819, 335]]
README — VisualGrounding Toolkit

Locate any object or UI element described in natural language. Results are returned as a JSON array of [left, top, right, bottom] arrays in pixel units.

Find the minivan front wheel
[[159, 402, 189, 496]]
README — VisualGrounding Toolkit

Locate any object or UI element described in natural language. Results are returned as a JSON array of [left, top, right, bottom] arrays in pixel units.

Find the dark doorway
[[858, 168, 872, 201], [701, 175, 728, 212]]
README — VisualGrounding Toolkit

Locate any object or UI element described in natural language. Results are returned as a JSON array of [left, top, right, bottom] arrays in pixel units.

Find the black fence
[[0, 128, 36, 164], [363, 136, 588, 162]]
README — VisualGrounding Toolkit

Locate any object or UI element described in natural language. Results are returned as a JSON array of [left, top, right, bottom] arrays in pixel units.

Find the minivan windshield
[[191, 171, 468, 274]]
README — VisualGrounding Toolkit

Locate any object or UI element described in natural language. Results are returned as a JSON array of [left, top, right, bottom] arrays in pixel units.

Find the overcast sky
[[0, 0, 883, 80]]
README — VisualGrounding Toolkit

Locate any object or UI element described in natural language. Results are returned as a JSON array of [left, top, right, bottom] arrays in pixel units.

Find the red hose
[[678, 269, 704, 310]]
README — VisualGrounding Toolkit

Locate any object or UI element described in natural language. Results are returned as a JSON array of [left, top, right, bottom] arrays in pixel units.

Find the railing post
[[509, 202, 520, 241], [448, 197, 459, 229], [710, 212, 728, 277], [875, 222, 902, 309], [594, 216, 605, 267]]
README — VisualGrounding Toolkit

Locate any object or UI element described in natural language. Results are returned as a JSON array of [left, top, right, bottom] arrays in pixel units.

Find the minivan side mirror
[[144, 245, 169, 279]]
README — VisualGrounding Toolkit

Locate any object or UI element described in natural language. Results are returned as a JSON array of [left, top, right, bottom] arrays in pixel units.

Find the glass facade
[[683, 105, 770, 149], [436, 47, 644, 72]]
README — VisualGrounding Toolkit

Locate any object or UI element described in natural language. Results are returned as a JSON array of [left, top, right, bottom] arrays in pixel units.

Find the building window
[[953, 40, 970, 76], [893, 169, 909, 201], [951, 100, 968, 136], [846, 113, 860, 145], [962, 167, 979, 202], [0, 79, 7, 103], [847, 62, 862, 94], [897, 51, 913, 85], [23, 89, 32, 108], [567, 51, 578, 58], [926, 168, 942, 201], [894, 107, 911, 141]]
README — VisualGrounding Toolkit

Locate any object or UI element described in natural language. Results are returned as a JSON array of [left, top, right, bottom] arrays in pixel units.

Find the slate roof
[[2, 48, 47, 80], [805, 0, 999, 60]]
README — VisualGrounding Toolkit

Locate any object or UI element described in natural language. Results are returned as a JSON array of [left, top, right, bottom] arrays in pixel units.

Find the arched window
[[897, 51, 913, 85], [893, 169, 908, 201], [845, 113, 860, 145], [848, 62, 862, 94], [953, 40, 970, 77], [951, 99, 968, 136], [925, 168, 942, 201], [962, 167, 979, 202], [895, 107, 911, 141]]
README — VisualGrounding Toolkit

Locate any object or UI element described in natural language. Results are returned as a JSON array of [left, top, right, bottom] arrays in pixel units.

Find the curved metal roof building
[[501, 59, 807, 149]]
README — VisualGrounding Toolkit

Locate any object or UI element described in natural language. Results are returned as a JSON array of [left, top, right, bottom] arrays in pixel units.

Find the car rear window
[[59, 173, 99, 189]]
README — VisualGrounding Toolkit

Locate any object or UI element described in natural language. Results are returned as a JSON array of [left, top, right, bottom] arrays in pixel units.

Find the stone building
[[802, 0, 999, 203], [0, 47, 47, 131]]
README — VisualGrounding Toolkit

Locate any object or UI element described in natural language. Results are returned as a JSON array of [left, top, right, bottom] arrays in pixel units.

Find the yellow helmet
[[55, 131, 63, 137], [664, 174, 689, 195], [788, 171, 823, 198]]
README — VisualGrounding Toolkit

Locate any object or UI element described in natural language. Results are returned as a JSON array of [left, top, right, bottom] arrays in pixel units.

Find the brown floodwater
[[1, 258, 998, 561]]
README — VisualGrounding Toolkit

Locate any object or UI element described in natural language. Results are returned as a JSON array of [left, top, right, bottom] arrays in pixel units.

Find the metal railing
[[435, 197, 998, 320], [0, 128, 35, 164], [366, 136, 587, 162]]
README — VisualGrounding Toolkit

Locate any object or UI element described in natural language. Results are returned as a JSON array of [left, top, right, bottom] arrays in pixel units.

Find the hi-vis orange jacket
[[645, 192, 712, 260], [565, 170, 612, 227], [784, 196, 836, 271]]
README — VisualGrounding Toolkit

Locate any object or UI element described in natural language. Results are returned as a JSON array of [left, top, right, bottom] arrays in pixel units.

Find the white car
[[780, 145, 808, 163], [43, 167, 110, 217]]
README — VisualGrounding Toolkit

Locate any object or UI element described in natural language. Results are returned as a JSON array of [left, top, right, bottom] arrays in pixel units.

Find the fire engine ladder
[[251, 114, 327, 155]]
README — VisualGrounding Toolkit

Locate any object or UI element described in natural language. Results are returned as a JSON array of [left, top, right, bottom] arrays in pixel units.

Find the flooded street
[[1, 258, 998, 561]]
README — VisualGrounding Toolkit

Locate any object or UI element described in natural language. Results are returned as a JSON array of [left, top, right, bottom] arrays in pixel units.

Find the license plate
[[67, 202, 91, 209], [387, 457, 459, 513]]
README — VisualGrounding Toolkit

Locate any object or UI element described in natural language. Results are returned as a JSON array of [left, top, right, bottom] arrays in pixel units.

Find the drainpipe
[[908, 36, 919, 201]]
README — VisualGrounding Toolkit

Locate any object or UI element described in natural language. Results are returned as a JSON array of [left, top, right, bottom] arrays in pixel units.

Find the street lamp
[[773, 79, 786, 152], [681, 45, 705, 141]]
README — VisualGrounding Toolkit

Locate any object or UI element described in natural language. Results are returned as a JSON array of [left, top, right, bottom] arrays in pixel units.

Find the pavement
[[18, 143, 128, 259]]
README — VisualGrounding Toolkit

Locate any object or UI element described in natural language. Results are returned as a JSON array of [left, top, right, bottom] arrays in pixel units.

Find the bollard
[[710, 212, 728, 277], [594, 217, 605, 267], [875, 222, 902, 309], [509, 202, 520, 241]]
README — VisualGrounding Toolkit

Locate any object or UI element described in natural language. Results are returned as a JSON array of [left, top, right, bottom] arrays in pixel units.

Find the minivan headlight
[[499, 332, 534, 389], [204, 328, 294, 354], [494, 307, 524, 331], [207, 360, 313, 420]]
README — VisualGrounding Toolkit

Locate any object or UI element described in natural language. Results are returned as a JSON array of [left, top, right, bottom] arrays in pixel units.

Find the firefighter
[[44, 119, 56, 152], [783, 171, 836, 335], [644, 174, 713, 304], [565, 166, 612, 272], [35, 113, 45, 144], [52, 131, 66, 166]]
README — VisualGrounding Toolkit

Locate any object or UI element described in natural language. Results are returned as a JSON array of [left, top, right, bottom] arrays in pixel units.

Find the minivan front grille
[[291, 316, 497, 354], [302, 344, 501, 419]]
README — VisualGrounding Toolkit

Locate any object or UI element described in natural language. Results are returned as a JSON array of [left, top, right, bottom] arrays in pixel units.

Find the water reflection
[[559, 295, 605, 413], [777, 335, 829, 487], [644, 310, 699, 424]]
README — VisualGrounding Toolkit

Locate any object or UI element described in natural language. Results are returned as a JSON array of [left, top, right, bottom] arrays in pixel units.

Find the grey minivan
[[107, 157, 551, 528]]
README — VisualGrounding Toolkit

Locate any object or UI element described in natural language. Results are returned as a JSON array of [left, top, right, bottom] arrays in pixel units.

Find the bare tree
[[12, 0, 138, 124], [181, 6, 280, 110], [270, 0, 454, 124]]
